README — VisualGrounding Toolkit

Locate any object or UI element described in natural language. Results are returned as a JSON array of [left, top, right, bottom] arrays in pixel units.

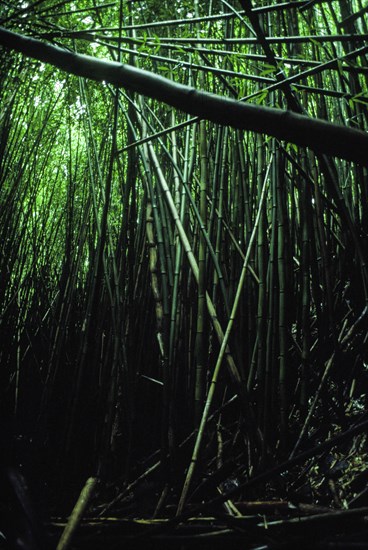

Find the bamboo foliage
[[0, 0, 367, 512]]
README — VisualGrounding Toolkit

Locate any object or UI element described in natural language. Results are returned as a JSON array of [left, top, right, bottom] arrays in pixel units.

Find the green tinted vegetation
[[0, 0, 367, 517]]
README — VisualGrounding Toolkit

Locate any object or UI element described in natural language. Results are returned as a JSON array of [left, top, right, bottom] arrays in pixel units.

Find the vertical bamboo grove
[[0, 0, 367, 509]]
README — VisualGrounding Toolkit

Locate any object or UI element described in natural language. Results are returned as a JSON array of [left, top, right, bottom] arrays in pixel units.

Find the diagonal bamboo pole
[[176, 154, 272, 515], [0, 27, 367, 165]]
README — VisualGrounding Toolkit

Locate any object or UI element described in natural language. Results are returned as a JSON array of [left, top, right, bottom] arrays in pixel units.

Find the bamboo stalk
[[177, 155, 272, 515], [56, 477, 98, 550]]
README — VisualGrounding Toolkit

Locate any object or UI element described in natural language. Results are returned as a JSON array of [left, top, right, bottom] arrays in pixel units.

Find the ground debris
[[43, 413, 368, 549]]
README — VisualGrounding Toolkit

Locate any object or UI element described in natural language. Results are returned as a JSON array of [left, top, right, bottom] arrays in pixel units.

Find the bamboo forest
[[0, 0, 367, 548]]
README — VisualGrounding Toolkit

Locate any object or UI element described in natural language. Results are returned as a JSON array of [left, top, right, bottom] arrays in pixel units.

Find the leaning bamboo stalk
[[1, 27, 367, 165], [176, 155, 272, 515], [146, 140, 245, 392], [56, 477, 98, 550]]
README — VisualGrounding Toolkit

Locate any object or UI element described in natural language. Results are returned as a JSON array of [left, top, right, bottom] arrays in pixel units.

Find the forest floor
[[48, 408, 368, 550]]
